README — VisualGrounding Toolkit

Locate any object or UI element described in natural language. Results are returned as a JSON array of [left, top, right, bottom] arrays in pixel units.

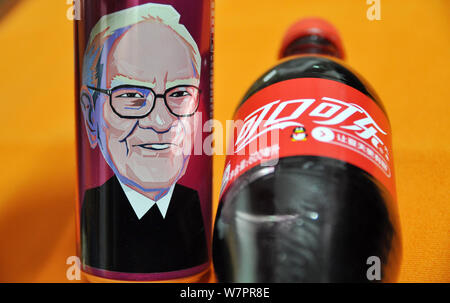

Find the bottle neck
[[280, 35, 343, 60]]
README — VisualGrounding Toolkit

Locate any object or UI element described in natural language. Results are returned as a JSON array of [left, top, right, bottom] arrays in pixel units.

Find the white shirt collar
[[118, 180, 175, 220]]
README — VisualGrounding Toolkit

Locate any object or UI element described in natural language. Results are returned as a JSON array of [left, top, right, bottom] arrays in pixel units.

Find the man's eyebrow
[[166, 78, 199, 89], [110, 75, 156, 88]]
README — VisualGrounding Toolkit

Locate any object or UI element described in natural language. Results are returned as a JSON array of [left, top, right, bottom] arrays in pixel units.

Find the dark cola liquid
[[212, 55, 401, 282]]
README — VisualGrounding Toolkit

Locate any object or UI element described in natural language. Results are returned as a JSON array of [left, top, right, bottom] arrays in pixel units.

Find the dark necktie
[[143, 203, 164, 222]]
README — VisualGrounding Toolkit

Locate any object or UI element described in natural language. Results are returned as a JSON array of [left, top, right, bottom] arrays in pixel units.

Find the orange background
[[0, 0, 448, 282]]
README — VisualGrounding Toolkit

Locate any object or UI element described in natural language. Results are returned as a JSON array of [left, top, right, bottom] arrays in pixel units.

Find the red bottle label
[[220, 78, 395, 199]]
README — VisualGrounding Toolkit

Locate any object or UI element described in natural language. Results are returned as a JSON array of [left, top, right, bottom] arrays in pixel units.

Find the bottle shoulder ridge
[[239, 55, 386, 114]]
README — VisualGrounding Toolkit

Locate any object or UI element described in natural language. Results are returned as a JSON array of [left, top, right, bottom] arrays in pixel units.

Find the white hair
[[85, 3, 201, 82]]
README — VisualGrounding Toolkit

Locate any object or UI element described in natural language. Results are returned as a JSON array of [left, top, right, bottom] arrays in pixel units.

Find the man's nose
[[138, 97, 177, 132]]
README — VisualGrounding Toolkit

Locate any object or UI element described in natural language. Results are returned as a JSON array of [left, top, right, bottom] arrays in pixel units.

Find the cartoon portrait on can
[[77, 3, 210, 279]]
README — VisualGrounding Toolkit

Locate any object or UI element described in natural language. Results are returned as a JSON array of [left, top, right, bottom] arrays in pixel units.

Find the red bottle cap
[[279, 17, 345, 60]]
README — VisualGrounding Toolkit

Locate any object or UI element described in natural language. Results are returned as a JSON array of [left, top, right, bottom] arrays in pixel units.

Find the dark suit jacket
[[81, 176, 208, 273]]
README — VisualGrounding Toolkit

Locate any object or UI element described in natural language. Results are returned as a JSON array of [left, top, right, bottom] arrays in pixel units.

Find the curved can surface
[[74, 0, 213, 282]]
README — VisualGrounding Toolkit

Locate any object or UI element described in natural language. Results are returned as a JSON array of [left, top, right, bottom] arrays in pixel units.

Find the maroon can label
[[75, 1, 212, 281]]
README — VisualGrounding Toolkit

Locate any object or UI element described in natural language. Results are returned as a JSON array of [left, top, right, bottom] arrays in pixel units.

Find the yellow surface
[[0, 0, 448, 282]]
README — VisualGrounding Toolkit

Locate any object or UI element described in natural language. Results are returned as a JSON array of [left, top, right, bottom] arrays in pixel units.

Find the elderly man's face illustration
[[84, 21, 200, 190]]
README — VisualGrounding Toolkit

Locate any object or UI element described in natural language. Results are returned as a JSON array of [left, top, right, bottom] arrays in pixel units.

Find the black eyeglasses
[[87, 84, 200, 118]]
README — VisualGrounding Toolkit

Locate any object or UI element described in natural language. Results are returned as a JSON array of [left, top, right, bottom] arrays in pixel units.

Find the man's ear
[[80, 86, 98, 149]]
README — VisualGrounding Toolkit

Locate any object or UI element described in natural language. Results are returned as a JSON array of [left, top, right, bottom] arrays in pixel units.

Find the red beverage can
[[74, 0, 213, 282]]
